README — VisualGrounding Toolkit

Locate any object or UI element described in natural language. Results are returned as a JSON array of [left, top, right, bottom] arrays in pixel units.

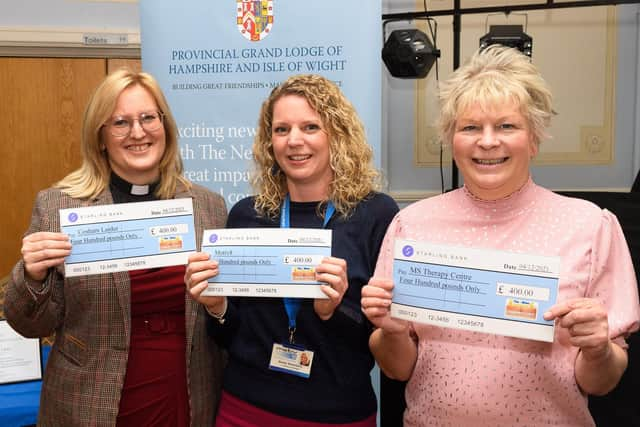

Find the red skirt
[[116, 312, 189, 427]]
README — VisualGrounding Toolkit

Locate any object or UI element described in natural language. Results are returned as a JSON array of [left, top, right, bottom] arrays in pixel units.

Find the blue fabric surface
[[0, 345, 50, 427]]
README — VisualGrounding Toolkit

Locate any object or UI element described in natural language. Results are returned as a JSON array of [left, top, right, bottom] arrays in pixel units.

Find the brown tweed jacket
[[3, 182, 227, 427]]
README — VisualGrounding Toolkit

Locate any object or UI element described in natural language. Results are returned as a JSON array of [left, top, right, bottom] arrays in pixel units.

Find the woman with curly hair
[[185, 74, 398, 426]]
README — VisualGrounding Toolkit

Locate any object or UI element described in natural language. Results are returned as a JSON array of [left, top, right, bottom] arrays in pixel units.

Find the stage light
[[382, 29, 441, 78], [479, 24, 532, 58]]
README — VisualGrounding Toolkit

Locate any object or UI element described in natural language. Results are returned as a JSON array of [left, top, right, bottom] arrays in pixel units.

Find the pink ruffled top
[[375, 179, 640, 426]]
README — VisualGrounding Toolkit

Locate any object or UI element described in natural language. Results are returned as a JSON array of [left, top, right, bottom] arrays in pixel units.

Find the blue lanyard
[[281, 194, 335, 343], [280, 194, 335, 228]]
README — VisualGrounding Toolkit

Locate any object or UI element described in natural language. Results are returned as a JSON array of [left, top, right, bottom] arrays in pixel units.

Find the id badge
[[269, 343, 314, 378]]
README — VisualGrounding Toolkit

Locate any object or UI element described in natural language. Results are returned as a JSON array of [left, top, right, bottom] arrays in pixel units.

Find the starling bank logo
[[237, 0, 274, 42]]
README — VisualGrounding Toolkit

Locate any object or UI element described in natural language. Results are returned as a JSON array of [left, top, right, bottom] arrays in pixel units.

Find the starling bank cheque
[[60, 199, 196, 277], [201, 228, 331, 298], [392, 240, 560, 342]]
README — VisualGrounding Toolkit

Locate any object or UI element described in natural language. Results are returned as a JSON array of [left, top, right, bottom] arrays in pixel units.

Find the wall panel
[[107, 58, 140, 74], [0, 58, 105, 276]]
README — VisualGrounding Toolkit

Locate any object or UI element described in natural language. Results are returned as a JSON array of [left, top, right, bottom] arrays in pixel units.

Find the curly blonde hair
[[252, 74, 379, 219], [55, 68, 189, 200], [438, 45, 554, 147]]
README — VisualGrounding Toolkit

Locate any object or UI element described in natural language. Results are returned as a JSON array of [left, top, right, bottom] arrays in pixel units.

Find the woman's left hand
[[544, 297, 610, 360], [313, 256, 348, 320]]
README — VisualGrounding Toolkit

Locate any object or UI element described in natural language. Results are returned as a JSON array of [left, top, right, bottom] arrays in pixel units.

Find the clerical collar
[[109, 172, 159, 204]]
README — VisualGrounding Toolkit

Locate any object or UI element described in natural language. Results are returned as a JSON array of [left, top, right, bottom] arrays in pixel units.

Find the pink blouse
[[375, 180, 640, 426]]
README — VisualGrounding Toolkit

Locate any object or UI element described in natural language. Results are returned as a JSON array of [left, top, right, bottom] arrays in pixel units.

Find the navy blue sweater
[[208, 193, 398, 423]]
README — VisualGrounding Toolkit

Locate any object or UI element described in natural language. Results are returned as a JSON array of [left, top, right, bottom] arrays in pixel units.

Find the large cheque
[[60, 199, 196, 277], [201, 228, 331, 298], [392, 240, 560, 342]]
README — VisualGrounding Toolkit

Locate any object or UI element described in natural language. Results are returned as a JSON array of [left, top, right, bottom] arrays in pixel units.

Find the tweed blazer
[[3, 181, 227, 427]]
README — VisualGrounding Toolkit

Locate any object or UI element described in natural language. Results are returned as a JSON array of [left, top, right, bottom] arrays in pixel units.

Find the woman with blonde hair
[[362, 45, 640, 426], [186, 74, 398, 426], [4, 69, 227, 426]]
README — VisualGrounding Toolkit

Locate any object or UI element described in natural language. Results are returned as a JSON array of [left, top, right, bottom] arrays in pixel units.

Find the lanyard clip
[[288, 327, 296, 344]]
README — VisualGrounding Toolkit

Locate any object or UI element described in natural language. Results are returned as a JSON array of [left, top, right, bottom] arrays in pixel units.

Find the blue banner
[[139, 0, 382, 207]]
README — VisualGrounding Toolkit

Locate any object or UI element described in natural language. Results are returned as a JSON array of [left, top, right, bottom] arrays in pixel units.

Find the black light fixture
[[479, 24, 533, 58], [382, 29, 441, 78]]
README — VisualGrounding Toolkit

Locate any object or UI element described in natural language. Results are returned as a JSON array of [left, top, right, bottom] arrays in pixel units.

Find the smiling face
[[271, 94, 333, 201], [102, 84, 166, 185], [452, 102, 537, 200]]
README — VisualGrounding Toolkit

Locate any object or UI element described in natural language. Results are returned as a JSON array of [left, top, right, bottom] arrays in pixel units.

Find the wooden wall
[[0, 57, 140, 277]]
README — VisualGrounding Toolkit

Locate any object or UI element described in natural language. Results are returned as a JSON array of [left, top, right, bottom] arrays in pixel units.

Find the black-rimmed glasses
[[104, 111, 164, 138]]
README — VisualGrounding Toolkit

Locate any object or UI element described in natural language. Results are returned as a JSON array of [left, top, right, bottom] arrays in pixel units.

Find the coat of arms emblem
[[237, 0, 274, 41]]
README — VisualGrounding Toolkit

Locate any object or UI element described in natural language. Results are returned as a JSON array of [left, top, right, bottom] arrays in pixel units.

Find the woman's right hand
[[184, 252, 226, 315], [22, 232, 72, 282], [361, 277, 409, 334], [363, 277, 417, 380]]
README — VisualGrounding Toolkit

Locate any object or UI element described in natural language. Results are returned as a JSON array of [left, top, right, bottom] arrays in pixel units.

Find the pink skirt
[[215, 391, 377, 427]]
